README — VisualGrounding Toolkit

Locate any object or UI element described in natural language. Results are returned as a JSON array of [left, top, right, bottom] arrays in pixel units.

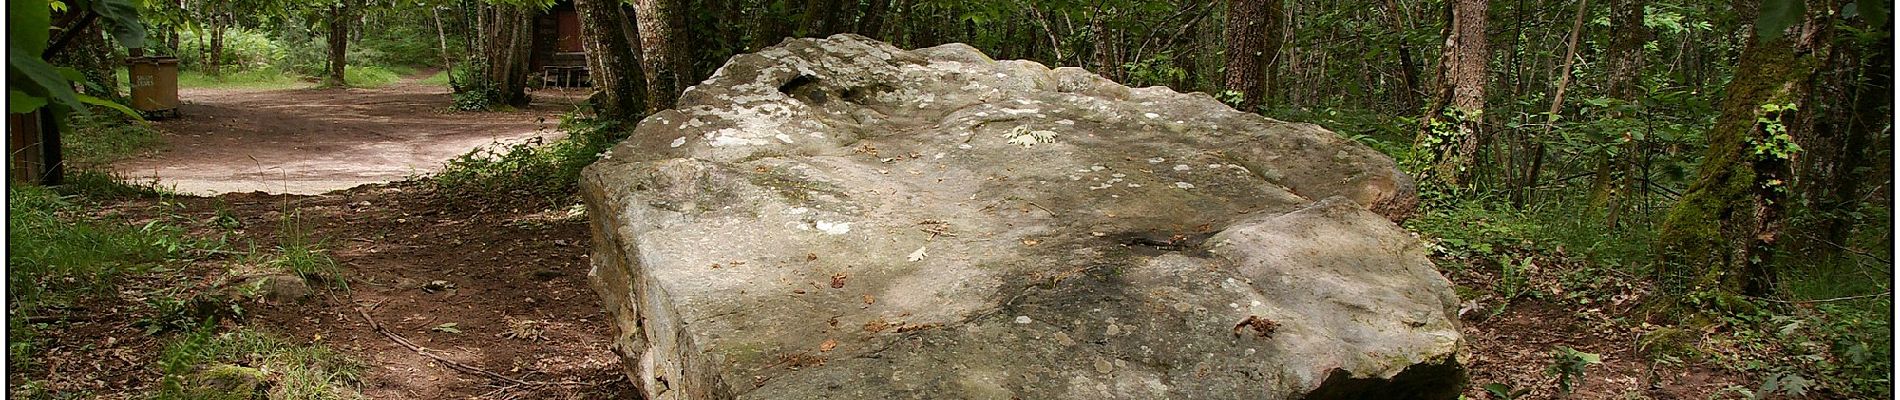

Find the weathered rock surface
[[582, 34, 1459, 400]]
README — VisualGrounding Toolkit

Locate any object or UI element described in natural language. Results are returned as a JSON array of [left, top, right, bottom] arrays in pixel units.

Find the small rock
[[1014, 316, 1033, 324]]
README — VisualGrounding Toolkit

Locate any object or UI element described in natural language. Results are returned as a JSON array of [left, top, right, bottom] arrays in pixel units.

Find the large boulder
[[581, 34, 1459, 400]]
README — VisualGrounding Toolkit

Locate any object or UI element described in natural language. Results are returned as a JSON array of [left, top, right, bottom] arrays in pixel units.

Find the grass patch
[[272, 211, 347, 289], [174, 69, 311, 90], [64, 114, 164, 167], [416, 69, 451, 86], [430, 115, 628, 207], [343, 65, 416, 88], [7, 185, 188, 308], [155, 327, 363, 400]]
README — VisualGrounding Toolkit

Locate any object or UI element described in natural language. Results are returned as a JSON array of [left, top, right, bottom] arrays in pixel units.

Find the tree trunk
[[575, 0, 647, 120], [1417, 0, 1489, 188], [433, 7, 455, 85], [802, 0, 844, 37], [1656, 0, 1831, 300], [480, 5, 535, 106], [208, 17, 226, 76], [1587, 0, 1650, 226], [858, 0, 889, 39], [632, 0, 692, 112], [1222, 0, 1268, 112], [1090, 5, 1121, 81], [325, 1, 352, 86], [1788, 2, 1885, 258]]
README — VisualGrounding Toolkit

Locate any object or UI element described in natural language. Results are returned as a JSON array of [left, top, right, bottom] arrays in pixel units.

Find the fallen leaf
[[432, 323, 463, 334], [830, 273, 848, 289], [819, 339, 838, 352], [906, 246, 928, 262], [862, 294, 875, 304], [863, 318, 891, 333], [1021, 238, 1041, 247], [806, 253, 818, 261]]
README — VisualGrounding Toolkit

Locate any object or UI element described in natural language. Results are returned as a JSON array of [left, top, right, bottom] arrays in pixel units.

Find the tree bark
[[632, 0, 692, 111], [1788, 2, 1885, 258], [1222, 0, 1268, 112], [1657, 0, 1832, 299], [325, 1, 352, 87], [575, 0, 647, 120], [858, 0, 889, 39], [207, 13, 227, 76], [1417, 0, 1489, 188], [480, 4, 535, 106]]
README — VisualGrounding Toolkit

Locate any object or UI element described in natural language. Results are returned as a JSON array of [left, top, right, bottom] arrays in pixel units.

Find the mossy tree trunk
[[1656, 0, 1833, 299]]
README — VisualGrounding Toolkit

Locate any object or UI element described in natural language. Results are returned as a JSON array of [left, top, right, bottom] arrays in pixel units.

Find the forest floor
[[20, 77, 1756, 399]]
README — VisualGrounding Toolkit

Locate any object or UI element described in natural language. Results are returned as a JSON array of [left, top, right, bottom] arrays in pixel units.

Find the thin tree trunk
[[1418, 0, 1489, 188], [575, 0, 647, 120], [632, 0, 691, 111], [1588, 0, 1650, 227], [208, 16, 227, 76], [433, 7, 455, 85], [1381, 0, 1423, 112], [1518, 0, 1590, 207], [1090, 5, 1121, 81]]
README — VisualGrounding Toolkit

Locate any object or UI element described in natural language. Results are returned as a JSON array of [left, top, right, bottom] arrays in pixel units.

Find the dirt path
[[114, 75, 581, 195]]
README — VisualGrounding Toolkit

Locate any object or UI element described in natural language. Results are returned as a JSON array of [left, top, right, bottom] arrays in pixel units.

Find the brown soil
[[112, 76, 583, 196]]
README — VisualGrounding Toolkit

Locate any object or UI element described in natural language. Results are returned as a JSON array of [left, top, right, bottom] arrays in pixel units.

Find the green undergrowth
[[341, 65, 415, 88], [154, 327, 363, 400], [430, 114, 629, 207], [166, 69, 310, 90], [64, 115, 164, 167], [11, 115, 356, 398]]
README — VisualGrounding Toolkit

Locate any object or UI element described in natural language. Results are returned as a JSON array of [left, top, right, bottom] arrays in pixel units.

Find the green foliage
[[1546, 346, 1602, 395], [431, 114, 628, 207], [155, 327, 364, 400], [9, 0, 144, 116], [1481, 382, 1531, 399], [1748, 103, 1802, 161], [176, 29, 288, 72], [448, 59, 500, 110]]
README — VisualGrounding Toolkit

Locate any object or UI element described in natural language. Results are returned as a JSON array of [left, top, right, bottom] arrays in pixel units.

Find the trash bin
[[127, 56, 180, 119]]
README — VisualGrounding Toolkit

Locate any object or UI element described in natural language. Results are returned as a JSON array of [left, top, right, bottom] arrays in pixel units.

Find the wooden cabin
[[531, 1, 588, 87]]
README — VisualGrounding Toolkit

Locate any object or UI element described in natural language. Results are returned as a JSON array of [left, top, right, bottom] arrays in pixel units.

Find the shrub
[[430, 115, 628, 208]]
